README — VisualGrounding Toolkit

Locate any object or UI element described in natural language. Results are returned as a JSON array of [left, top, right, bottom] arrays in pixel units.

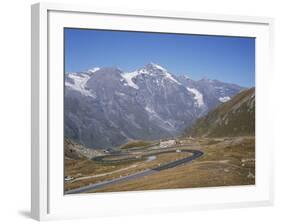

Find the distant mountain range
[[64, 63, 244, 149], [185, 88, 255, 137]]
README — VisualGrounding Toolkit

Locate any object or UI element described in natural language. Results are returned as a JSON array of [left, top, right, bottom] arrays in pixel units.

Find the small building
[[160, 139, 176, 148]]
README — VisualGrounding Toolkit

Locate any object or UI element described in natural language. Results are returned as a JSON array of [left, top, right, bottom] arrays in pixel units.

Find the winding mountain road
[[65, 149, 203, 194]]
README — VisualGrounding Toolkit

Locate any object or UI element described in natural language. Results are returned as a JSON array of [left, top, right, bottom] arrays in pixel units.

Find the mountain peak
[[136, 63, 182, 85], [142, 63, 167, 73]]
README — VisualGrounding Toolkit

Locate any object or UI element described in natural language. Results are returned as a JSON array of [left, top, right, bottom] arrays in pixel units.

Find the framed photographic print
[[31, 2, 274, 221]]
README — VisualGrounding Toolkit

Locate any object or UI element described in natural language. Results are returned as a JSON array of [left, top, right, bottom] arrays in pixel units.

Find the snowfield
[[186, 87, 205, 108], [65, 73, 96, 98], [121, 71, 140, 89], [219, 96, 231, 103]]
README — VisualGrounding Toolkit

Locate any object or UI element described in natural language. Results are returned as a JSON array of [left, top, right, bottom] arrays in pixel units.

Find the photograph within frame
[[63, 28, 255, 195]]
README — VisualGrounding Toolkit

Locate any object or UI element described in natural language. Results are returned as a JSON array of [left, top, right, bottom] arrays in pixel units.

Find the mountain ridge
[[64, 63, 245, 149]]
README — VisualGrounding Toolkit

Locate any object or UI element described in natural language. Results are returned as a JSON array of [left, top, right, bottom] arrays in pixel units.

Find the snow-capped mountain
[[64, 63, 244, 149]]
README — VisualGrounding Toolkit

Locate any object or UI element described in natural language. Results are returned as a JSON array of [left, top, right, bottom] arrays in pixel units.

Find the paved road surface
[[65, 149, 203, 194]]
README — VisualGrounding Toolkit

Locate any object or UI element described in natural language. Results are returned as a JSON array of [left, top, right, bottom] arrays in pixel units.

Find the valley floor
[[64, 136, 255, 194]]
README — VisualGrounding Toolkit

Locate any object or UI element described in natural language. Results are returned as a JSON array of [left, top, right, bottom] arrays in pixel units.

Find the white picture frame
[[31, 2, 274, 221]]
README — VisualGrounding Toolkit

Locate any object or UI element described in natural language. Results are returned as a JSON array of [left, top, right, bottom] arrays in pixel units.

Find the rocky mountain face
[[185, 88, 255, 137], [65, 63, 244, 149], [64, 137, 103, 159], [64, 137, 87, 160]]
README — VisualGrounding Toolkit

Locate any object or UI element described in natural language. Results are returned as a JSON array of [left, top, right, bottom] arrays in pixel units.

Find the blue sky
[[64, 28, 255, 87]]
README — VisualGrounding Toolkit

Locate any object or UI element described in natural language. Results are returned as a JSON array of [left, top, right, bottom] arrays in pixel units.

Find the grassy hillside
[[120, 140, 155, 149], [185, 88, 255, 137]]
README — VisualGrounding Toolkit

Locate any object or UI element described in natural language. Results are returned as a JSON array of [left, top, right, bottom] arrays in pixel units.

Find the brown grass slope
[[120, 140, 153, 149], [185, 88, 255, 137]]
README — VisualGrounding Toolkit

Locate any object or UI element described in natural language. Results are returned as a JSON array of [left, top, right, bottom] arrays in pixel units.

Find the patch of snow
[[150, 63, 166, 71], [142, 63, 181, 85], [145, 106, 154, 114], [151, 63, 181, 85], [163, 71, 182, 85], [65, 73, 95, 97], [155, 79, 159, 85], [87, 67, 100, 73], [219, 96, 231, 103], [121, 71, 139, 89], [122, 63, 182, 88], [186, 87, 205, 107], [137, 68, 149, 75]]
